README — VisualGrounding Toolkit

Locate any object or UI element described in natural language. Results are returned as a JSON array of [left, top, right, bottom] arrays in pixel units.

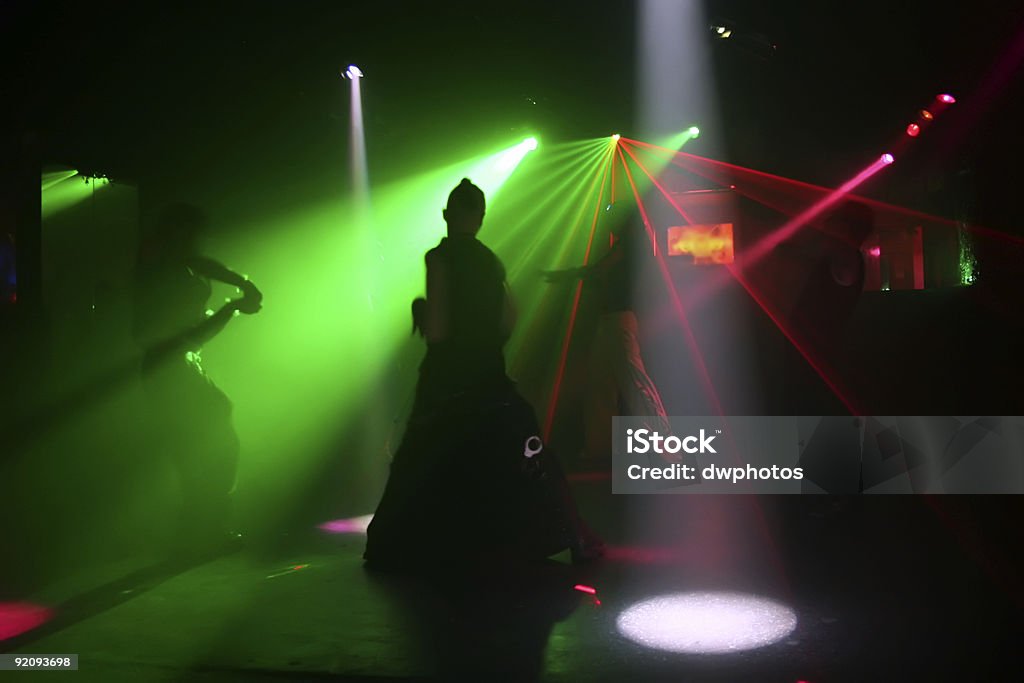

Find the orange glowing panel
[[667, 223, 735, 264]]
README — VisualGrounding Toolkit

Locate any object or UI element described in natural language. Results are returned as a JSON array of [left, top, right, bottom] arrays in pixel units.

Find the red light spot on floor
[[603, 544, 683, 564], [0, 602, 53, 640]]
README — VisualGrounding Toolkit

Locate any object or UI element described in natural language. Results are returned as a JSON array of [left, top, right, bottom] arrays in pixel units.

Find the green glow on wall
[[958, 225, 976, 286], [42, 169, 80, 191], [41, 174, 108, 219]]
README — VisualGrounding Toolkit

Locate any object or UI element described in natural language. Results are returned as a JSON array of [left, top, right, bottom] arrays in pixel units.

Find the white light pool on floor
[[616, 591, 798, 654]]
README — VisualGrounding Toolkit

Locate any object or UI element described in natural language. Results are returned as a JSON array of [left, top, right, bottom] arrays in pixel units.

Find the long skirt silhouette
[[366, 358, 577, 571]]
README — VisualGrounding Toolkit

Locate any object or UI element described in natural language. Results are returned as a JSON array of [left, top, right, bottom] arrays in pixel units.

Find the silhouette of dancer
[[543, 200, 672, 462], [789, 201, 874, 365], [132, 202, 262, 556], [365, 179, 602, 572]]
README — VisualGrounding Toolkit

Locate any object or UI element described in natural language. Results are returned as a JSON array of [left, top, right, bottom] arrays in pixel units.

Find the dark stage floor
[[4, 483, 1022, 682]]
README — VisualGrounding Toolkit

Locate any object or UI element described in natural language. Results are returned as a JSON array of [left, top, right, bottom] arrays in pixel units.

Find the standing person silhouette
[[778, 201, 874, 486], [365, 179, 602, 572], [133, 202, 262, 557], [543, 199, 672, 463], [789, 200, 875, 364]]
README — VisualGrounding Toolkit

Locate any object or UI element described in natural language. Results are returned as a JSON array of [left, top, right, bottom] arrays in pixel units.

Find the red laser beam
[[726, 264, 863, 415], [624, 137, 1024, 246], [617, 145, 800, 592], [618, 142, 697, 225], [934, 19, 1024, 165], [543, 145, 616, 441], [509, 144, 626, 367], [625, 138, 892, 252], [663, 149, 892, 311], [595, 145, 799, 597], [616, 144, 724, 416], [744, 155, 892, 264], [620, 139, 864, 415]]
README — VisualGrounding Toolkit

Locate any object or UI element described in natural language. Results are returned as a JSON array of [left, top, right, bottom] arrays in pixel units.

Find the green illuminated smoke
[[42, 169, 80, 191], [41, 173, 109, 219], [24, 135, 644, 547], [613, 127, 701, 207], [657, 125, 701, 151], [202, 134, 596, 528], [958, 225, 976, 286], [172, 136, 622, 532]]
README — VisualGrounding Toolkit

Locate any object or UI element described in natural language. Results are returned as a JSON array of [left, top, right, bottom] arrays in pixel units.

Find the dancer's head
[[443, 178, 486, 236], [824, 200, 874, 247], [153, 202, 206, 260]]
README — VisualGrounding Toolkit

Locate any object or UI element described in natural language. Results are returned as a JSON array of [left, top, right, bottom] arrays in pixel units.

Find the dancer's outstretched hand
[[235, 283, 263, 314]]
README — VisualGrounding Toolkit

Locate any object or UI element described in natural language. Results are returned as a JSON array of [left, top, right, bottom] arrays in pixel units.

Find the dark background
[[3, 0, 1022, 224]]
